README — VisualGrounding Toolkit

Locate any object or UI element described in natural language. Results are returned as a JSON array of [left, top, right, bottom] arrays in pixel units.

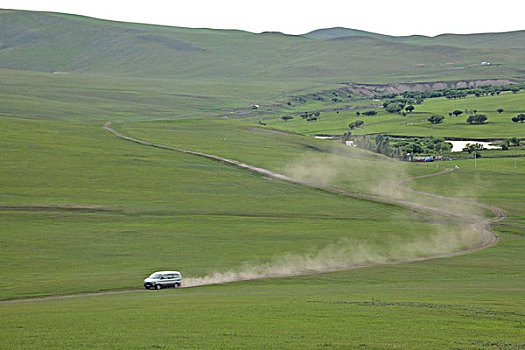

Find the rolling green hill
[[1, 9, 524, 349], [303, 27, 394, 40], [1, 10, 524, 83]]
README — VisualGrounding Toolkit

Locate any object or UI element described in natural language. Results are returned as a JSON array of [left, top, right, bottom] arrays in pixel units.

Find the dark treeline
[[375, 83, 525, 101]]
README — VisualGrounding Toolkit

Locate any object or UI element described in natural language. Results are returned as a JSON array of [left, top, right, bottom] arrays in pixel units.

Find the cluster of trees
[[501, 137, 521, 150], [392, 136, 451, 155], [374, 135, 392, 156], [375, 83, 524, 103], [346, 135, 392, 156], [449, 109, 481, 117], [463, 143, 485, 154], [380, 99, 416, 115], [382, 98, 415, 114], [300, 111, 320, 119], [348, 120, 364, 130], [428, 115, 444, 124], [448, 110, 464, 117], [350, 135, 451, 158], [511, 114, 525, 123], [466, 114, 488, 124], [357, 110, 377, 116], [280, 113, 321, 122]]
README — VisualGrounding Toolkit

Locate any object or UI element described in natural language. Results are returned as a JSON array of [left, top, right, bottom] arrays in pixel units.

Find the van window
[[167, 274, 175, 279]]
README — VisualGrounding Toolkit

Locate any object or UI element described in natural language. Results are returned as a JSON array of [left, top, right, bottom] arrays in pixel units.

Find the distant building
[[480, 61, 491, 66]]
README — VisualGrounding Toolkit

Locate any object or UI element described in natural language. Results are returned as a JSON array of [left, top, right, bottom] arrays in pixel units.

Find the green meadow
[[2, 109, 524, 349], [266, 91, 525, 139], [1, 9, 525, 349], [1, 117, 460, 301]]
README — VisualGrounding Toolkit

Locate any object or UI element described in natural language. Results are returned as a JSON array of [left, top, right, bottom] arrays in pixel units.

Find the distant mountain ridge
[[304, 26, 525, 49], [1, 9, 524, 83], [303, 27, 395, 40]]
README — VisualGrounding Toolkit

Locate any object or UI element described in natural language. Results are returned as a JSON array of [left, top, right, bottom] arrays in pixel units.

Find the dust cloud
[[184, 222, 490, 288], [184, 150, 493, 288]]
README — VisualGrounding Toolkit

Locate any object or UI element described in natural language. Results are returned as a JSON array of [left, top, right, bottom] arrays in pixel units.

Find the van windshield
[[149, 273, 162, 279]]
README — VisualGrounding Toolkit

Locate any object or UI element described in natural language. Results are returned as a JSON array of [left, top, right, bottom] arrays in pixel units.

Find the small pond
[[448, 140, 501, 152]]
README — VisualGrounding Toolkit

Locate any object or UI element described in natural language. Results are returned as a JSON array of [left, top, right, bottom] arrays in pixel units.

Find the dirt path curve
[[102, 121, 501, 280], [395, 170, 507, 225], [0, 123, 504, 304]]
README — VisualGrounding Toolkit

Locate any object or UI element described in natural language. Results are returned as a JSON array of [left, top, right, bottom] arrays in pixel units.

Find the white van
[[143, 271, 182, 290]]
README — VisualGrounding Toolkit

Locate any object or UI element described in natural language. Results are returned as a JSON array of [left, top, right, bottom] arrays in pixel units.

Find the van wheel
[[155, 284, 162, 290], [174, 283, 180, 289]]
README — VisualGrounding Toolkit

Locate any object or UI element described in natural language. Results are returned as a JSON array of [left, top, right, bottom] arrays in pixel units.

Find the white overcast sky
[[1, 0, 524, 36]]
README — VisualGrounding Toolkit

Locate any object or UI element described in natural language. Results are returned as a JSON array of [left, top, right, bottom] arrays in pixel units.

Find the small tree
[[467, 114, 487, 124], [497, 108, 504, 114], [281, 115, 293, 122], [509, 137, 521, 146], [452, 110, 463, 117], [385, 103, 404, 114], [428, 115, 444, 124], [349, 120, 365, 130], [405, 105, 415, 113], [375, 134, 392, 156], [356, 111, 361, 116], [512, 113, 525, 123], [463, 143, 484, 154], [362, 110, 377, 116]]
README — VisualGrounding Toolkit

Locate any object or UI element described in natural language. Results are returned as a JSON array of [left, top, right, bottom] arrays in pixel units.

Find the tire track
[[0, 123, 504, 304], [102, 121, 501, 281]]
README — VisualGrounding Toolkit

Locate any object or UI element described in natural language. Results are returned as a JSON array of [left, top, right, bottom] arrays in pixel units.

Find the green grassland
[[0, 69, 314, 122], [265, 90, 525, 139], [1, 117, 459, 301], [2, 114, 524, 349], [1, 9, 525, 349], [1, 159, 523, 348]]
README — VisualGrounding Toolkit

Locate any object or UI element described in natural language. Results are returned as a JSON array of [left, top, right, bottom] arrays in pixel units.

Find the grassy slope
[[1, 10, 525, 83], [1, 10, 524, 349], [1, 117, 458, 300], [1, 161, 523, 348], [265, 90, 525, 138], [0, 69, 314, 122]]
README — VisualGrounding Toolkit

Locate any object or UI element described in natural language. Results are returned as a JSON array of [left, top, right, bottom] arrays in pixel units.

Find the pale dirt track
[[0, 123, 505, 304]]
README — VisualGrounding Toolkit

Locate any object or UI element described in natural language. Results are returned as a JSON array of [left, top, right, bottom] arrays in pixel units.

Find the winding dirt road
[[102, 122, 503, 280], [0, 123, 505, 304]]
